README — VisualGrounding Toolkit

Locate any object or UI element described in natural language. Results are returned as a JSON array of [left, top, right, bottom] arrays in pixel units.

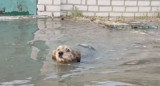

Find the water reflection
[[29, 19, 62, 61], [0, 19, 41, 85]]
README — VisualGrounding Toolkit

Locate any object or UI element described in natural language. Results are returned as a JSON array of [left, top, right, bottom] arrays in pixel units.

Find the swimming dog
[[52, 45, 81, 64]]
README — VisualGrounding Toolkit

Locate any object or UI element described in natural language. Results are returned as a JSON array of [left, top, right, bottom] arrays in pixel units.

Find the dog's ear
[[73, 51, 81, 62], [52, 50, 56, 61]]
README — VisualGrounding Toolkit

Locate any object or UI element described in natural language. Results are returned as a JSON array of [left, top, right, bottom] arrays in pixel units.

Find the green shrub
[[71, 7, 83, 17]]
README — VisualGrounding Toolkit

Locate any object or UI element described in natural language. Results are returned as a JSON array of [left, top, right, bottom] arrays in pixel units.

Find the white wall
[[37, 0, 160, 17]]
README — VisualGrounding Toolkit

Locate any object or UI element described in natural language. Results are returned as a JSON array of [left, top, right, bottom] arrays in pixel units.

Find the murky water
[[0, 19, 160, 86]]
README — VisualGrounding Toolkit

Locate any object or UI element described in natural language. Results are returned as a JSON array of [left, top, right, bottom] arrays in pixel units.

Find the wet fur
[[52, 45, 81, 64]]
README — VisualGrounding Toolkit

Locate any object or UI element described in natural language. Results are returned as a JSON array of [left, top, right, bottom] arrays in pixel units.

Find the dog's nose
[[58, 52, 63, 56]]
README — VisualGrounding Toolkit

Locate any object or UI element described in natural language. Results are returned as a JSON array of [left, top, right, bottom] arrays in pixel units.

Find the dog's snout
[[58, 52, 63, 56]]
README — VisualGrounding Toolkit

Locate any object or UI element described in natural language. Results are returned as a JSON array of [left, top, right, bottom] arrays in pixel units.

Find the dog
[[52, 45, 81, 64]]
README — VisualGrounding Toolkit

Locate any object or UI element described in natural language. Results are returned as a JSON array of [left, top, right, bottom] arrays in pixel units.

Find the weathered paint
[[0, 0, 36, 15]]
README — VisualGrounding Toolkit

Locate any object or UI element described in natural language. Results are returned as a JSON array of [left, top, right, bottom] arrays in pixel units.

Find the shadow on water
[[0, 18, 160, 86]]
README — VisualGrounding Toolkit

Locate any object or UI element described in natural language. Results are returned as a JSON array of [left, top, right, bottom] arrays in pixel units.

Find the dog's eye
[[57, 49, 60, 51], [66, 49, 70, 52]]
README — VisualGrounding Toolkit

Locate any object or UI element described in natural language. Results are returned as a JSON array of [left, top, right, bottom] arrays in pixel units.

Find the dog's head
[[52, 45, 81, 64]]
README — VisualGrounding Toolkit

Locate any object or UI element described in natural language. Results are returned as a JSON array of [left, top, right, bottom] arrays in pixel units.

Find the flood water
[[0, 18, 160, 86]]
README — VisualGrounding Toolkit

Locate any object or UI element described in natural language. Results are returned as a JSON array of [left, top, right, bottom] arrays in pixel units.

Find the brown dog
[[52, 45, 81, 64]]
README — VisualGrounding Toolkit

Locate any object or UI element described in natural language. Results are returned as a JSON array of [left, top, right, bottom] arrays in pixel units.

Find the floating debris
[[103, 21, 159, 30], [148, 25, 158, 30], [123, 60, 140, 65], [129, 22, 158, 30], [78, 44, 95, 50]]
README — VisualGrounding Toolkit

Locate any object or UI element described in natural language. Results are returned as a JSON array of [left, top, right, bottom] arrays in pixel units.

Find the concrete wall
[[37, 0, 160, 17]]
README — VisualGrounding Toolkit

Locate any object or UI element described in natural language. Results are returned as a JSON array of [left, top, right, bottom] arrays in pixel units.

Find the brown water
[[0, 18, 160, 86]]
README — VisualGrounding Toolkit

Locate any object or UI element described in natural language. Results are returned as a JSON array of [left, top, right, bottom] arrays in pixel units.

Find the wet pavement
[[0, 18, 160, 86]]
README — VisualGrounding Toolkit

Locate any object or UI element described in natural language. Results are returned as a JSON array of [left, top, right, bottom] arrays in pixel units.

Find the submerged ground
[[0, 18, 160, 86]]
